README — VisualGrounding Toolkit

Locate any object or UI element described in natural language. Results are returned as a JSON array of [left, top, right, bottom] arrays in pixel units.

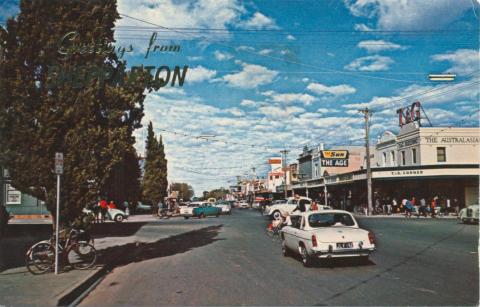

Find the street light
[[428, 73, 456, 81]]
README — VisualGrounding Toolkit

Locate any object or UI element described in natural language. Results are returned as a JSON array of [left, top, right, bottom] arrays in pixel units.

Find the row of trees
[[0, 0, 157, 223]]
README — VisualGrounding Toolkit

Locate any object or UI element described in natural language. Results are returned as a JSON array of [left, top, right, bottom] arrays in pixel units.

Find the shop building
[[290, 122, 479, 210]]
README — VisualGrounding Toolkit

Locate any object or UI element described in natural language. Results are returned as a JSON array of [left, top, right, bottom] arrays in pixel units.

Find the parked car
[[83, 207, 129, 222], [135, 202, 152, 214], [180, 201, 206, 219], [265, 197, 319, 220], [459, 204, 479, 224], [214, 201, 232, 215], [237, 201, 249, 209], [281, 210, 376, 267], [192, 203, 221, 218]]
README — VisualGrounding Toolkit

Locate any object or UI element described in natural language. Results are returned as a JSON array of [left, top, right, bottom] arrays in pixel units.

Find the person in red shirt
[[108, 201, 116, 209], [99, 199, 108, 222]]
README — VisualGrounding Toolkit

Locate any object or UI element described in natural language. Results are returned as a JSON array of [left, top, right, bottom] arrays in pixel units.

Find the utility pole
[[251, 167, 256, 208], [359, 108, 373, 215], [280, 149, 289, 199]]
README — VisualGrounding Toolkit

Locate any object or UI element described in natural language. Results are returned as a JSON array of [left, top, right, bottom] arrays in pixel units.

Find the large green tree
[[142, 122, 168, 206], [0, 0, 148, 223], [170, 182, 194, 201]]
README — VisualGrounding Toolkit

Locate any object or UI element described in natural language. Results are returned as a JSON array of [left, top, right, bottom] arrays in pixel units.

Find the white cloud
[[307, 83, 357, 96], [286, 34, 296, 40], [219, 63, 278, 89], [344, 0, 473, 30], [271, 93, 317, 105], [116, 0, 247, 40], [258, 49, 273, 55], [357, 40, 405, 53], [258, 105, 305, 118], [343, 78, 479, 110], [327, 52, 335, 57], [238, 12, 279, 29], [235, 45, 255, 52], [280, 50, 290, 55], [261, 90, 317, 105], [240, 99, 258, 107], [344, 55, 394, 71], [214, 50, 234, 61], [187, 66, 217, 83], [431, 49, 480, 74], [302, 78, 310, 83]]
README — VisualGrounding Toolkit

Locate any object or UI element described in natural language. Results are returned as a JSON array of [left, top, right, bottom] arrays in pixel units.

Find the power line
[[118, 13, 432, 84]]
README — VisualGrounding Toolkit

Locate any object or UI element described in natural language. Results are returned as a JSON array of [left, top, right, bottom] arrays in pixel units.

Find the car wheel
[[300, 245, 313, 267], [272, 210, 282, 221], [184, 216, 189, 219], [281, 240, 290, 257], [200, 213, 205, 219], [216, 213, 220, 218], [114, 214, 124, 222]]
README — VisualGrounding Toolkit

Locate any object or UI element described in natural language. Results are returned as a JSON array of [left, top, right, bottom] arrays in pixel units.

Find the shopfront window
[[401, 151, 406, 165], [412, 148, 417, 164], [437, 147, 446, 162]]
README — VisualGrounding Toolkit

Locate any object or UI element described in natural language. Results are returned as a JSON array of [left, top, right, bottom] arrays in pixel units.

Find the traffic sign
[[55, 152, 63, 174]]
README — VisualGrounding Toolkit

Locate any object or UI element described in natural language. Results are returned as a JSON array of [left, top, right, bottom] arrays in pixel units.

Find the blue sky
[[1, 0, 479, 194]]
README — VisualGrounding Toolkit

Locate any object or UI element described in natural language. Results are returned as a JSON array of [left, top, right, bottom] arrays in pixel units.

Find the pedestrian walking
[[454, 198, 460, 216], [392, 198, 397, 213], [430, 198, 436, 218], [446, 198, 451, 215], [0, 204, 10, 239], [92, 203, 101, 223], [419, 198, 427, 218]]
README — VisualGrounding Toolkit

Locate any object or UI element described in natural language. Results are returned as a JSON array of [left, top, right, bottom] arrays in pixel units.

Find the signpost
[[54, 153, 63, 275]]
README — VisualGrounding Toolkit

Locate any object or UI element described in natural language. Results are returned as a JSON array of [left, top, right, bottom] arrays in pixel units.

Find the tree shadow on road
[[97, 225, 223, 269]]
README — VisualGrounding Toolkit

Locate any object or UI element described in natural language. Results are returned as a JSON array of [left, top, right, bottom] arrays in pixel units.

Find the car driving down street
[[281, 210, 375, 267]]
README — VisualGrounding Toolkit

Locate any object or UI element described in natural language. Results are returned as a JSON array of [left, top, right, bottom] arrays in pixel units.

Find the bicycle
[[265, 224, 283, 243], [25, 227, 97, 274]]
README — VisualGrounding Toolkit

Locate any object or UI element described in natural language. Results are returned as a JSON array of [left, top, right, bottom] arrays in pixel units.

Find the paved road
[[80, 209, 479, 306]]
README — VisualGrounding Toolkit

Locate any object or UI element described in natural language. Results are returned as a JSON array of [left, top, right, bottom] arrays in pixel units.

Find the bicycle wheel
[[26, 242, 54, 274], [67, 242, 97, 270]]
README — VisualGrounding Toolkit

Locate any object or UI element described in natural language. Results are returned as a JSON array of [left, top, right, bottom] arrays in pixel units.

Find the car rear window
[[308, 213, 355, 227]]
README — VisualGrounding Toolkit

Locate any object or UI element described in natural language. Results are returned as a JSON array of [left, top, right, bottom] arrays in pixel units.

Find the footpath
[[0, 215, 197, 306]]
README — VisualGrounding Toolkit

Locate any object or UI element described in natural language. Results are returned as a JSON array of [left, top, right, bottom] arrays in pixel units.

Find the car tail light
[[311, 235, 317, 247], [368, 232, 375, 244]]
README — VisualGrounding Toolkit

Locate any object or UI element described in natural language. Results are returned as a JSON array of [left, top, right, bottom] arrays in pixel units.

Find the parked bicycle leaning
[[25, 212, 96, 274]]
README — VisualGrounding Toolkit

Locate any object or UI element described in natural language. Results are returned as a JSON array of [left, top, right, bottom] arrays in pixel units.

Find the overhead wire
[[117, 13, 433, 84]]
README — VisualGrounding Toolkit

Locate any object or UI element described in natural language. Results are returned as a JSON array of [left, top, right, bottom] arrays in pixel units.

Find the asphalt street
[[80, 209, 479, 306]]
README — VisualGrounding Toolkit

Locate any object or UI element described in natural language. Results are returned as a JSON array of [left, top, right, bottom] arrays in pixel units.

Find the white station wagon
[[281, 210, 375, 267]]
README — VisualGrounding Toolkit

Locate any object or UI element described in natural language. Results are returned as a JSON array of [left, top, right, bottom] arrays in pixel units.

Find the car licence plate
[[336, 242, 353, 248]]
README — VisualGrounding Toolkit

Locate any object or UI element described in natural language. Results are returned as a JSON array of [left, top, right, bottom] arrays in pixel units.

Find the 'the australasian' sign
[[320, 150, 349, 167]]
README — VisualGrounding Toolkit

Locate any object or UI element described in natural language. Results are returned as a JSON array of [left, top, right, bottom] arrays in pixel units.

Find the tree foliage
[[0, 0, 148, 223], [205, 188, 229, 201], [142, 122, 168, 206], [170, 182, 194, 201]]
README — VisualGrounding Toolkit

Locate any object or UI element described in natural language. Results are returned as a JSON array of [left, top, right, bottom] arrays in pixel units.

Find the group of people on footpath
[[373, 195, 460, 218], [90, 199, 119, 223]]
